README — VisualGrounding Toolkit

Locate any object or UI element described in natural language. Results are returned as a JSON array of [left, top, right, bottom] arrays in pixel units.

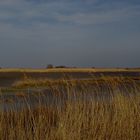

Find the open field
[[0, 68, 140, 139], [0, 68, 140, 72]]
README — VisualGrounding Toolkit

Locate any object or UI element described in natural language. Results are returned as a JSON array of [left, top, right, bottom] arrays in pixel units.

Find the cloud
[[0, 0, 140, 28], [55, 6, 140, 25]]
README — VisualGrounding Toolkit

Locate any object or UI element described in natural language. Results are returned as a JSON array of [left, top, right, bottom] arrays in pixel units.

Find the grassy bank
[[12, 75, 140, 89], [0, 68, 140, 73]]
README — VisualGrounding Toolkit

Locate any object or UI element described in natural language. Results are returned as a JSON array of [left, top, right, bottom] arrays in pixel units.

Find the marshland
[[0, 68, 140, 139], [1, 0, 140, 139]]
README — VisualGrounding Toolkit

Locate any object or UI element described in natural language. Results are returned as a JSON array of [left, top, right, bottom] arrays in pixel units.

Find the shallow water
[[0, 84, 139, 112], [0, 87, 71, 111]]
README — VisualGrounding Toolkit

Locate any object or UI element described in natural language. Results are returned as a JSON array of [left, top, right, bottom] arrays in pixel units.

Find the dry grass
[[12, 75, 140, 89], [0, 77, 140, 140], [0, 68, 140, 73]]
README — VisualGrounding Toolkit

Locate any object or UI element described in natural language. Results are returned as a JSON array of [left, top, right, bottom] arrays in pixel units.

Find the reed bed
[[0, 77, 140, 140], [12, 75, 140, 89]]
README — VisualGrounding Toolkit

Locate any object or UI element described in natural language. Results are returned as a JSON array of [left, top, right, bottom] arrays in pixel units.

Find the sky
[[0, 0, 140, 68]]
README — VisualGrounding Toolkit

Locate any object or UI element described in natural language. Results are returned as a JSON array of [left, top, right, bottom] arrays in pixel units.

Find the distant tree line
[[46, 64, 76, 69]]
